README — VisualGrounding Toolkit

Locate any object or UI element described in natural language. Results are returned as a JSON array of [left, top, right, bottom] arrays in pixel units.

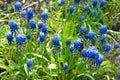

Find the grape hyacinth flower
[[103, 43, 111, 52], [6, 31, 13, 44], [21, 10, 26, 18], [66, 38, 71, 45], [26, 59, 33, 67], [81, 49, 87, 57], [38, 32, 45, 43], [93, 10, 98, 17], [80, 27, 87, 35], [74, 0, 80, 3], [95, 54, 104, 65], [100, 0, 106, 7], [26, 34, 30, 40], [42, 24, 48, 34], [81, 47, 99, 59], [59, 0, 64, 5], [117, 72, 120, 78], [100, 34, 106, 43], [114, 42, 120, 49], [27, 7, 34, 20], [100, 25, 107, 34], [38, 21, 43, 29], [63, 62, 68, 71], [41, 12, 48, 21], [16, 34, 26, 45], [83, 5, 89, 12], [70, 45, 74, 53], [69, 5, 75, 14], [9, 20, 18, 32], [14, 1, 22, 11], [79, 16, 84, 22], [88, 49, 99, 59], [29, 19, 36, 29], [87, 31, 95, 40], [93, 0, 98, 7], [74, 38, 82, 49], [52, 36, 59, 47]]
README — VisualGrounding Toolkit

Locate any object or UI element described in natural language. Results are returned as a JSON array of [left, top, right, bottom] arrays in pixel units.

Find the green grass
[[0, 0, 120, 80]]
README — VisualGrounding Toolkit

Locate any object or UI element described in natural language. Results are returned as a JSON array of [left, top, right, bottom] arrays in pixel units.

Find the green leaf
[[0, 59, 8, 70], [77, 74, 95, 80], [27, 53, 49, 62], [24, 64, 28, 76]]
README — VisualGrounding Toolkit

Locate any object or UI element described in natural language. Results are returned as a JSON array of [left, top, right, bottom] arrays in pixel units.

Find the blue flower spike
[[70, 45, 75, 53], [103, 43, 111, 52], [69, 5, 75, 14], [41, 12, 48, 21], [16, 34, 26, 45], [9, 20, 18, 32], [27, 7, 34, 20], [63, 62, 68, 71], [6, 31, 13, 44], [29, 19, 36, 29], [26, 59, 33, 67], [52, 36, 60, 47], [14, 1, 22, 11], [66, 38, 71, 45]]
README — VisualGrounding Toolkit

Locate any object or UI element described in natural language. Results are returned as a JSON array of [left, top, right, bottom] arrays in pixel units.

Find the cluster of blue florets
[[81, 46, 104, 65], [6, 1, 49, 46]]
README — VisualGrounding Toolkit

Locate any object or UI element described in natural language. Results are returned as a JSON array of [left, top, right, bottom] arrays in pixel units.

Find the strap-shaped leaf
[[27, 53, 49, 62], [77, 74, 95, 80]]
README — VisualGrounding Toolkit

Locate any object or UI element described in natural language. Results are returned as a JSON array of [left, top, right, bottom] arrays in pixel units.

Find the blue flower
[[79, 16, 84, 22], [80, 27, 87, 35], [70, 45, 74, 53], [26, 59, 33, 67], [74, 38, 82, 49], [42, 24, 48, 34], [52, 36, 59, 47], [41, 12, 48, 21], [114, 42, 120, 49], [21, 10, 26, 18], [81, 49, 87, 57], [26, 34, 30, 40], [9, 20, 18, 32], [66, 38, 71, 45], [74, 0, 80, 3], [14, 1, 22, 11], [59, 0, 64, 4], [86, 49, 97, 58], [100, 34, 106, 42], [99, 25, 107, 34], [63, 62, 68, 71], [38, 32, 45, 42], [103, 43, 111, 52], [38, 21, 43, 29], [29, 19, 36, 29], [95, 54, 104, 65], [16, 34, 26, 45], [27, 7, 34, 20], [93, 0, 98, 7], [6, 31, 13, 44], [93, 10, 98, 17], [87, 31, 95, 40], [69, 5, 75, 14], [117, 72, 120, 78], [87, 50, 99, 59], [83, 5, 89, 12], [100, 0, 106, 7]]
